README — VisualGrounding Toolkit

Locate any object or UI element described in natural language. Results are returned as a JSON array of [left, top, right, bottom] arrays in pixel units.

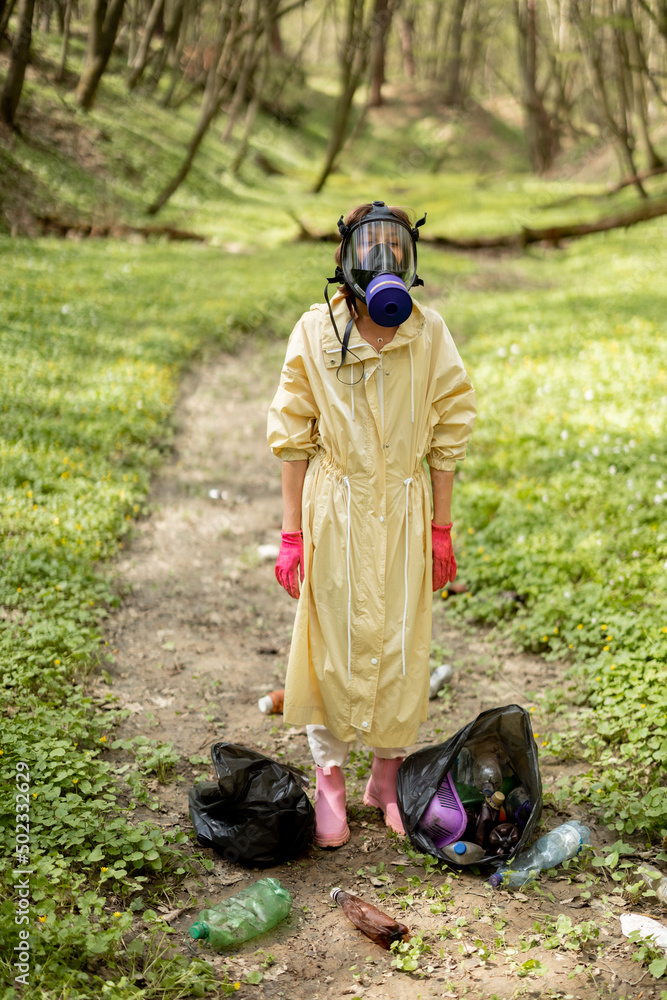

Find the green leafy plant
[[390, 930, 431, 973]]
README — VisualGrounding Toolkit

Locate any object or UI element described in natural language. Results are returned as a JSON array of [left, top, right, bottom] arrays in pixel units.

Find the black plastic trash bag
[[397, 704, 542, 869], [189, 742, 315, 867]]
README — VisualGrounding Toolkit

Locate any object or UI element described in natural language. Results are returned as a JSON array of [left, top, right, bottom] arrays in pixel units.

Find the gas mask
[[324, 200, 426, 372]]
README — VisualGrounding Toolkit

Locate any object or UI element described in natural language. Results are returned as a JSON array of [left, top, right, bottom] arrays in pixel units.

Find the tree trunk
[[514, 0, 559, 171], [220, 0, 262, 143], [570, 0, 647, 196], [443, 0, 467, 105], [312, 0, 372, 193], [368, 0, 393, 108], [127, 0, 165, 88], [398, 9, 415, 79], [54, 0, 71, 81], [148, 0, 184, 92], [425, 196, 667, 249], [158, 0, 187, 104], [623, 0, 664, 168], [0, 0, 35, 126], [0, 0, 19, 39], [231, 31, 269, 174], [147, 0, 239, 214], [127, 0, 138, 64], [75, 0, 127, 110]]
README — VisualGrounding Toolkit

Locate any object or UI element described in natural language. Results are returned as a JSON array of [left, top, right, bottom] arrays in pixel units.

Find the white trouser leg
[[372, 745, 408, 760], [307, 725, 407, 767], [307, 725, 351, 768]]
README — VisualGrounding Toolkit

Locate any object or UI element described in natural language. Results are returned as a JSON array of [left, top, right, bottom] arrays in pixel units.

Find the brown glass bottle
[[474, 791, 506, 848], [330, 888, 410, 949]]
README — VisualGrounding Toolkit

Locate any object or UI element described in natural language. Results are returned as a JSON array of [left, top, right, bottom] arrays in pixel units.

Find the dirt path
[[97, 344, 657, 1000]]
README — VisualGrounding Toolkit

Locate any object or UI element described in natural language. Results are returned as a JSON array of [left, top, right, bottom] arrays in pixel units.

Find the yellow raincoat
[[267, 292, 476, 747]]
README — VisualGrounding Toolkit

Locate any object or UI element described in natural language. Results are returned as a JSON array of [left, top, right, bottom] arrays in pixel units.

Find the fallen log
[[291, 198, 667, 251], [427, 197, 667, 250], [548, 164, 667, 208], [34, 214, 207, 242]]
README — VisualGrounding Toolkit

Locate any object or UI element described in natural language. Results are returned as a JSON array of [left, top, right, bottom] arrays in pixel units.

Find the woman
[[267, 202, 476, 848]]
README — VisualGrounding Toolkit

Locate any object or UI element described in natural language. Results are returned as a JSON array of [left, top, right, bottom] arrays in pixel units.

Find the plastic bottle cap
[[453, 842, 466, 855], [189, 922, 206, 939], [330, 887, 342, 901]]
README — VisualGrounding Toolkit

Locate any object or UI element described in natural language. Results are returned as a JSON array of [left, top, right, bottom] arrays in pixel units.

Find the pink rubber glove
[[275, 530, 304, 599], [432, 522, 456, 591]]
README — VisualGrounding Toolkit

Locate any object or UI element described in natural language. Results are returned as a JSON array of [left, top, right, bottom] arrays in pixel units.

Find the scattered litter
[[258, 689, 284, 714], [258, 543, 280, 560], [620, 912, 667, 950]]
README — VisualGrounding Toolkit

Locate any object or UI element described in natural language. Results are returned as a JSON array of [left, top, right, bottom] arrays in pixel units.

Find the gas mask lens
[[343, 220, 416, 296]]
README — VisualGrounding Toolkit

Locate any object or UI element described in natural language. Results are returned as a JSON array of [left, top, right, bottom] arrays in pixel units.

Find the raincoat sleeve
[[426, 318, 477, 471], [267, 316, 320, 462]]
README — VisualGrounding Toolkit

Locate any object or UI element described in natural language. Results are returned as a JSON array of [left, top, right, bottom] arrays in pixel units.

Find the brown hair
[[335, 203, 413, 318]]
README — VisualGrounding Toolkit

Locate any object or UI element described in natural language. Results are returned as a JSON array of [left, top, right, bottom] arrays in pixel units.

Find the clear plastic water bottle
[[471, 753, 503, 799], [489, 821, 591, 888], [188, 877, 292, 949]]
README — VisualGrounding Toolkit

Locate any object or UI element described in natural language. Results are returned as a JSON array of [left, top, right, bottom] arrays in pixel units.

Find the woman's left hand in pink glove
[[275, 530, 304, 599], [432, 521, 457, 591]]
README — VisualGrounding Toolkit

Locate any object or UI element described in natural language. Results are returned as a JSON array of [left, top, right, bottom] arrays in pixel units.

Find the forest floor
[[94, 341, 662, 1000]]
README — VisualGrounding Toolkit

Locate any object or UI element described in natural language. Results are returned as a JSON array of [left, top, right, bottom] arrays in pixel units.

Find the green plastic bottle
[[188, 878, 292, 950]]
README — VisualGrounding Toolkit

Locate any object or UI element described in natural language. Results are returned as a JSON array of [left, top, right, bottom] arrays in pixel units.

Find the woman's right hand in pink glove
[[275, 530, 304, 599]]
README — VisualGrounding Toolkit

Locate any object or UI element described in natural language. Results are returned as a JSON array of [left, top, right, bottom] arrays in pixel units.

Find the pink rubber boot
[[314, 766, 350, 848], [363, 756, 406, 835]]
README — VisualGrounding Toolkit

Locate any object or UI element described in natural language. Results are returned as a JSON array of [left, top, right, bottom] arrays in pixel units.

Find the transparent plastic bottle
[[489, 821, 591, 888], [635, 864, 667, 906], [188, 878, 292, 949], [469, 740, 505, 798], [331, 888, 410, 949]]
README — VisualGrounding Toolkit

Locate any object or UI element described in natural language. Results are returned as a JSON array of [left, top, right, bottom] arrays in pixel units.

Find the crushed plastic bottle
[[429, 664, 453, 698], [620, 912, 667, 949], [489, 821, 591, 888], [331, 888, 410, 949], [188, 877, 292, 949], [440, 840, 487, 864]]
